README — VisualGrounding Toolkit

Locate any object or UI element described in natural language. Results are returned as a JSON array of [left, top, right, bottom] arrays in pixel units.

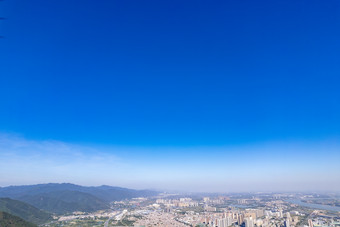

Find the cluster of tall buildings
[[202, 213, 234, 227], [154, 196, 310, 227], [198, 207, 300, 227], [198, 208, 266, 227]]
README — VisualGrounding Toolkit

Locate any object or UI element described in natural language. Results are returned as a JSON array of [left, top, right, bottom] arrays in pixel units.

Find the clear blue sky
[[0, 0, 339, 191]]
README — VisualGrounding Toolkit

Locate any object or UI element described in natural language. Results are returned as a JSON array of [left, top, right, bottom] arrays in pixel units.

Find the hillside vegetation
[[0, 211, 37, 227], [18, 190, 109, 214], [0, 197, 51, 224], [0, 183, 158, 215]]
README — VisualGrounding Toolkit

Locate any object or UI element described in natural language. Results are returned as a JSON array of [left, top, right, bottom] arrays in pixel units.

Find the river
[[286, 199, 340, 212]]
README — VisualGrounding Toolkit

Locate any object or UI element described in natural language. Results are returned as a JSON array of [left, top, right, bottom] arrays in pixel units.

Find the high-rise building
[[217, 219, 223, 227], [238, 214, 244, 225], [308, 219, 314, 227], [255, 209, 264, 218], [245, 217, 254, 227], [285, 219, 290, 227], [214, 217, 233, 227], [264, 210, 272, 217], [278, 209, 283, 218], [226, 216, 233, 226]]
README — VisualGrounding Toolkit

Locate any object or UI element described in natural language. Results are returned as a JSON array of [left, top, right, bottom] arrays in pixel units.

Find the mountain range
[[0, 183, 158, 215]]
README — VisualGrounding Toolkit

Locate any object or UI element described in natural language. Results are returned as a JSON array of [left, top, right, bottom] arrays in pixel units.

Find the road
[[104, 216, 113, 227], [104, 210, 126, 227]]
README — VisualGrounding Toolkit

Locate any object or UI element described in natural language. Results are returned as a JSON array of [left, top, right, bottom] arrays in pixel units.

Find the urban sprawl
[[48, 193, 340, 227]]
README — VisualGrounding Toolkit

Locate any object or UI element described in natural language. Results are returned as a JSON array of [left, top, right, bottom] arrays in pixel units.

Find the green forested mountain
[[0, 183, 158, 214], [0, 211, 37, 227], [18, 190, 109, 214], [0, 197, 51, 224], [0, 183, 158, 202]]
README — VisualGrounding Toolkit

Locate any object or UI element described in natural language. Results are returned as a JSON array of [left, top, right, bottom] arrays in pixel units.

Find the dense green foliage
[[18, 190, 109, 214], [0, 183, 158, 215], [0, 211, 37, 227], [0, 197, 51, 224]]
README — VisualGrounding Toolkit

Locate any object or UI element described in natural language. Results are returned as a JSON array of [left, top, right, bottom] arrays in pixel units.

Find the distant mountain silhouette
[[0, 211, 37, 227], [0, 198, 51, 224], [0, 183, 158, 214]]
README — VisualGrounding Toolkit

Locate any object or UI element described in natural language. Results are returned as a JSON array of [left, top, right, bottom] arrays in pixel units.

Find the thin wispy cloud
[[0, 133, 130, 187], [0, 133, 339, 192]]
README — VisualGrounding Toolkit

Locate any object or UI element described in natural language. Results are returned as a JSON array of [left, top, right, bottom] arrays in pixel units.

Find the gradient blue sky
[[0, 0, 339, 191]]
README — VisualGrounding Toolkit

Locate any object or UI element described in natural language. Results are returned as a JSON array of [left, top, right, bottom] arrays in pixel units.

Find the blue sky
[[0, 0, 339, 191]]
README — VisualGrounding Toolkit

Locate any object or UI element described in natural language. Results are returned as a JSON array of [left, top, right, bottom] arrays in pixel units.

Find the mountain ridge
[[0, 183, 158, 214]]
